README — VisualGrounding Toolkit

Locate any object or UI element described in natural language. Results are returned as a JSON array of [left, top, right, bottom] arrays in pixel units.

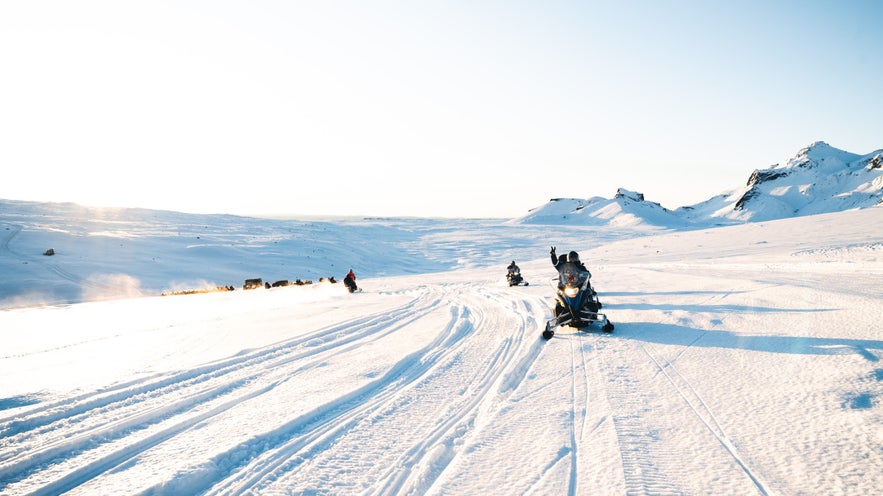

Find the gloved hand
[[550, 246, 556, 257]]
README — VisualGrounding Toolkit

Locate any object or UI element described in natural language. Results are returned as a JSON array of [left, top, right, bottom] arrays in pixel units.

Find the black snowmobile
[[543, 261, 613, 339], [507, 267, 528, 286]]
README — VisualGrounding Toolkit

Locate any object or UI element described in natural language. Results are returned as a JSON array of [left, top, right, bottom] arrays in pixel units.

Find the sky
[[1, 0, 881, 218]]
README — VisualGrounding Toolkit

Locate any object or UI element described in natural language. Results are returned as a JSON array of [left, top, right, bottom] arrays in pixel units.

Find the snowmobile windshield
[[558, 262, 588, 288]]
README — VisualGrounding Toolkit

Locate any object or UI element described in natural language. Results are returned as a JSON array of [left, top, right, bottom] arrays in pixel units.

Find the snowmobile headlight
[[564, 287, 579, 298]]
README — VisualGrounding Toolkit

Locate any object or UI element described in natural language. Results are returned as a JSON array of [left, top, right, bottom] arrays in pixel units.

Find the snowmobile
[[542, 261, 613, 339], [507, 268, 528, 286], [343, 274, 359, 293]]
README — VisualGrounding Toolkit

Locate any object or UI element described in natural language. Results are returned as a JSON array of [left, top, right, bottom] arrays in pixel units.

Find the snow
[[1, 200, 882, 495], [519, 196, 688, 229], [528, 143, 883, 228]]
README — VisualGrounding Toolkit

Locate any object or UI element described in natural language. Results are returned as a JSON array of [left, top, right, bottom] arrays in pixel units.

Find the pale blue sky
[[1, 1, 880, 218]]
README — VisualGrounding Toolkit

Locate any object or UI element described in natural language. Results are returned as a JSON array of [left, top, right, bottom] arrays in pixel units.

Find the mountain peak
[[614, 188, 645, 202], [521, 141, 882, 227], [802, 140, 833, 154], [517, 189, 683, 228], [723, 142, 881, 220], [785, 141, 860, 171]]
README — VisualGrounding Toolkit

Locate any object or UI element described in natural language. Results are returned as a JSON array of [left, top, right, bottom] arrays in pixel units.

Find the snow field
[[1, 206, 881, 494]]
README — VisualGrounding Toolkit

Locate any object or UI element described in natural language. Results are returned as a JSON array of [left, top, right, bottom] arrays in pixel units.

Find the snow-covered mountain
[[516, 189, 689, 228], [684, 141, 883, 222], [520, 141, 883, 227]]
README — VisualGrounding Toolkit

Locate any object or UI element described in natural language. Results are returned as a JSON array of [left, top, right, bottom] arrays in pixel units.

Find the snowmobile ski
[[543, 321, 614, 340]]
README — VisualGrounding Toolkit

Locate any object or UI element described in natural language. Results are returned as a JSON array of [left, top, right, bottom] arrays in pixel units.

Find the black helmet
[[567, 251, 580, 263]]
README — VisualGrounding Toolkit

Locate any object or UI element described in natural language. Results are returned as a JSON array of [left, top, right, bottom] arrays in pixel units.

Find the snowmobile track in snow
[[577, 328, 776, 495], [202, 299, 475, 495], [0, 284, 548, 495], [637, 339, 773, 495], [205, 285, 543, 495], [0, 293, 444, 495]]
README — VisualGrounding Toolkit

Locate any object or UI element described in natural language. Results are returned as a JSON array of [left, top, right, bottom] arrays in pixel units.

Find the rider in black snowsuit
[[550, 247, 590, 277], [550, 246, 598, 299]]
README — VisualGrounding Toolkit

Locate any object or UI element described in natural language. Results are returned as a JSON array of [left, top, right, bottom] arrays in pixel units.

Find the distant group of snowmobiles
[[506, 246, 614, 340]]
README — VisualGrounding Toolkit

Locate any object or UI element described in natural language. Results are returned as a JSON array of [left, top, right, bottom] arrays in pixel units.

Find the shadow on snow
[[612, 322, 881, 362]]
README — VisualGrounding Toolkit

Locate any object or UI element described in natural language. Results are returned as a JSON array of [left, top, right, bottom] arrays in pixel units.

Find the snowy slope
[[685, 141, 883, 222], [1, 199, 666, 309], [1, 202, 882, 495]]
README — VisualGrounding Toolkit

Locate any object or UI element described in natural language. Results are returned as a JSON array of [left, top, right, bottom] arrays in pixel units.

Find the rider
[[550, 246, 590, 276], [551, 246, 597, 298], [344, 269, 357, 292], [507, 260, 523, 285]]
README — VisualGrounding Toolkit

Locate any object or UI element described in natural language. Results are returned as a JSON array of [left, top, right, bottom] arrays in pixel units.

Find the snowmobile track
[[201, 285, 541, 495], [0, 293, 443, 495], [638, 340, 773, 495], [579, 328, 776, 495], [201, 298, 469, 495]]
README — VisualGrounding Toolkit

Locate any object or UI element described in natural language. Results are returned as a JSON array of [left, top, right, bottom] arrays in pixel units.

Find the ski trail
[[639, 341, 774, 495]]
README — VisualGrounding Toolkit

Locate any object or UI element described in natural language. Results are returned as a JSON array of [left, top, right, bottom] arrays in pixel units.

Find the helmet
[[567, 251, 580, 263]]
